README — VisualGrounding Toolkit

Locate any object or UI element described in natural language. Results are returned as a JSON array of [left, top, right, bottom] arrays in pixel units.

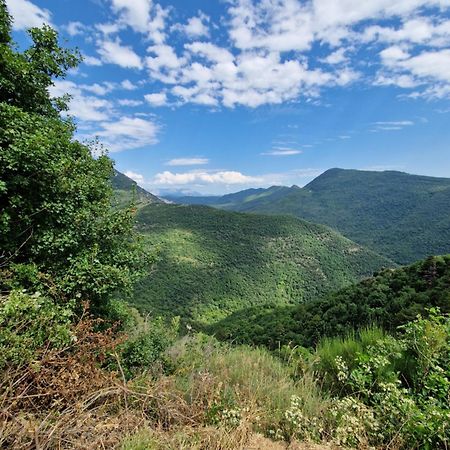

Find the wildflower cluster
[[283, 395, 324, 442]]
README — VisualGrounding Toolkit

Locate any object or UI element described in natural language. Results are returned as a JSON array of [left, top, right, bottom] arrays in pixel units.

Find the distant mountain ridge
[[173, 168, 450, 264], [111, 170, 162, 208]]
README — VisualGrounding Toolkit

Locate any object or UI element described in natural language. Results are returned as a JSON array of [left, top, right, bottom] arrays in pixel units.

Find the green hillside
[[112, 170, 161, 208], [210, 254, 450, 349], [132, 203, 392, 326], [175, 169, 450, 264]]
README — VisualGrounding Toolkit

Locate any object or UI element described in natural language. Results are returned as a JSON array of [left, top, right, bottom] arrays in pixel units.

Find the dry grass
[[0, 329, 335, 449]]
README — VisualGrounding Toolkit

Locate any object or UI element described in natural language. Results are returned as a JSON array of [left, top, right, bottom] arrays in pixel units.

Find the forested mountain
[[132, 203, 392, 325], [174, 168, 450, 264], [112, 170, 161, 208], [210, 254, 450, 349]]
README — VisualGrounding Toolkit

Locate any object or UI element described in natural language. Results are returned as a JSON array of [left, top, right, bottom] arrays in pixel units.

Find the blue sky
[[8, 0, 450, 194]]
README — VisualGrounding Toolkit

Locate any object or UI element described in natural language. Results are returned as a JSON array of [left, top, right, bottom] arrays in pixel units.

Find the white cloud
[[95, 116, 160, 152], [80, 82, 115, 96], [148, 4, 170, 44], [82, 54, 103, 66], [110, 0, 152, 33], [64, 21, 87, 36], [108, 0, 169, 43], [228, 0, 314, 52], [363, 17, 450, 47], [321, 48, 348, 64], [121, 79, 138, 90], [49, 80, 113, 122], [174, 12, 210, 38], [396, 49, 450, 83], [371, 120, 415, 131], [378, 47, 450, 98], [97, 38, 143, 69], [29, 0, 450, 113], [124, 170, 145, 183], [6, 0, 52, 30], [153, 170, 262, 185], [96, 22, 122, 35], [144, 92, 168, 106], [118, 99, 144, 106], [262, 148, 303, 156], [166, 158, 209, 166]]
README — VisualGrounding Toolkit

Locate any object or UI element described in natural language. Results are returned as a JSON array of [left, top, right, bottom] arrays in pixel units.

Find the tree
[[0, 1, 149, 308]]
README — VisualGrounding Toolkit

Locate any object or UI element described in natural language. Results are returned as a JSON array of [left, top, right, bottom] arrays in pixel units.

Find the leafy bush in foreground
[[282, 310, 450, 448]]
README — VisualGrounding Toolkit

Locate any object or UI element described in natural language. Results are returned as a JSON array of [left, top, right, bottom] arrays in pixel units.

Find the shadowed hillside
[[209, 254, 450, 349]]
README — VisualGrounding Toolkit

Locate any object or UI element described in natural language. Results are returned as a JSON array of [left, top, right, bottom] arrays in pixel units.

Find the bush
[[0, 290, 73, 369], [311, 310, 450, 448], [118, 316, 180, 378]]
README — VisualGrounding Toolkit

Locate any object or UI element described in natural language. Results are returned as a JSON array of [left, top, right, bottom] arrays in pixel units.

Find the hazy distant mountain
[[132, 203, 392, 325], [174, 169, 450, 264]]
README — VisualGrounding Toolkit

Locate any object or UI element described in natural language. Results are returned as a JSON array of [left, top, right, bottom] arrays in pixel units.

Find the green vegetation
[[0, 11, 150, 307], [176, 168, 450, 264], [210, 254, 450, 349], [1, 3, 449, 448], [132, 203, 391, 325], [112, 170, 161, 209]]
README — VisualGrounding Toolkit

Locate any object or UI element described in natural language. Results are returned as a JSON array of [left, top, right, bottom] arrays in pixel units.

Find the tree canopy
[[0, 1, 149, 307]]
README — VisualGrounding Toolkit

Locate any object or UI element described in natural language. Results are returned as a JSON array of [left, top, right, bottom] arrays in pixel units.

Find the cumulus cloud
[[144, 92, 168, 106], [153, 170, 262, 185], [173, 12, 210, 38], [49, 80, 114, 122], [121, 79, 138, 90], [6, 0, 52, 30], [110, 0, 152, 33], [64, 21, 87, 36], [82, 54, 103, 66], [166, 158, 209, 166], [22, 0, 450, 121], [321, 48, 348, 64], [95, 116, 160, 152], [124, 170, 145, 183], [97, 38, 143, 69], [108, 0, 169, 43]]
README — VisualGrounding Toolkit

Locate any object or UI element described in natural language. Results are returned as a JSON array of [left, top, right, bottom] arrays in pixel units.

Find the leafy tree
[[0, 2, 149, 308]]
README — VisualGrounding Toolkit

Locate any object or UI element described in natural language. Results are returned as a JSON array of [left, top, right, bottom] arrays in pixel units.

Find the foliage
[[210, 255, 450, 349], [175, 168, 450, 264], [133, 203, 391, 326], [317, 311, 450, 448], [0, 290, 73, 369], [0, 3, 150, 307], [0, 1, 79, 118], [118, 315, 180, 379]]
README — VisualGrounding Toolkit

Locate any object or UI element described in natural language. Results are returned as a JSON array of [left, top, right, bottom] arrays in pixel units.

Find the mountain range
[[169, 168, 450, 264]]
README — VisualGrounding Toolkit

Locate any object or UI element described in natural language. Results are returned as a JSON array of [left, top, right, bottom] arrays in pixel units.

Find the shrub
[[0, 290, 73, 369], [118, 316, 180, 378]]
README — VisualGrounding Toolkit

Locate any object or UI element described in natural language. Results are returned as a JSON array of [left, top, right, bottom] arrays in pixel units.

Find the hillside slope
[[176, 169, 450, 264], [210, 254, 450, 348], [132, 203, 392, 325], [112, 170, 161, 208]]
